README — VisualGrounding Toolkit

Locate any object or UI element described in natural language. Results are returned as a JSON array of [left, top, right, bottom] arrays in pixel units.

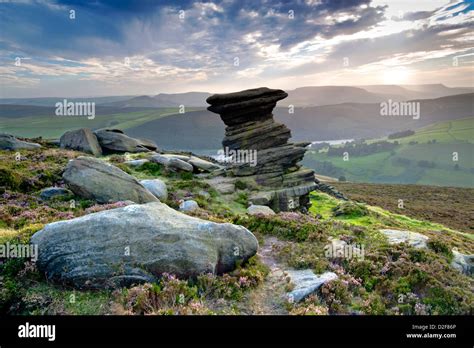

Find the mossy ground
[[0, 146, 472, 315]]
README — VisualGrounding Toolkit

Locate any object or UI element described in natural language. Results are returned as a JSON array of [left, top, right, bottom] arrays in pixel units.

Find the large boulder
[[94, 129, 157, 153], [62, 156, 158, 203], [140, 179, 167, 200], [30, 202, 259, 288], [0, 133, 41, 150], [59, 128, 102, 156]]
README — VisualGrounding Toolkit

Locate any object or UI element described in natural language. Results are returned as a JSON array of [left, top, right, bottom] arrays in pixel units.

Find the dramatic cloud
[[0, 0, 472, 97]]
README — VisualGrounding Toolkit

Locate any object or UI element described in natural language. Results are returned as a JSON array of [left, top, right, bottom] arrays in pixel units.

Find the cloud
[[0, 0, 472, 97]]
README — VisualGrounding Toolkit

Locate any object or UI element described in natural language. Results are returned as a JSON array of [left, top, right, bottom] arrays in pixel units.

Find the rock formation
[[63, 156, 158, 204], [31, 202, 258, 288], [206, 87, 316, 212]]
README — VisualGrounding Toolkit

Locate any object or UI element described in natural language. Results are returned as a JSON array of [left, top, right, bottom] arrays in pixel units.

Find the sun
[[382, 67, 412, 84]]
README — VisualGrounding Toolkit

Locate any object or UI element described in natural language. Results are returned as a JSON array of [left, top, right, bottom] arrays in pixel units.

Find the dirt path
[[238, 236, 290, 315]]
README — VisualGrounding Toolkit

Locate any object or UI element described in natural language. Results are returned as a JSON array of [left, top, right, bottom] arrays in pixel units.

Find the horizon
[[1, 0, 473, 98], [1, 82, 473, 100]]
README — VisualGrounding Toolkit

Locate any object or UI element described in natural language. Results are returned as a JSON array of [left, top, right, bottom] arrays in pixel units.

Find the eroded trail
[[238, 236, 290, 315]]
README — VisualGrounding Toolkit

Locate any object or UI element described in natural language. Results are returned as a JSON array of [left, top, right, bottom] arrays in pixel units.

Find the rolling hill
[[303, 117, 474, 187]]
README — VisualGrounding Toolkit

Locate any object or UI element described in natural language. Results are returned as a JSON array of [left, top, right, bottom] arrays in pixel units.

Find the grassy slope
[[304, 117, 474, 187], [0, 108, 185, 139], [0, 146, 472, 315]]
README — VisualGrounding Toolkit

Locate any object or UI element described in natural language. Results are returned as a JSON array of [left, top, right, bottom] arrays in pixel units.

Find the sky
[[0, 0, 473, 97]]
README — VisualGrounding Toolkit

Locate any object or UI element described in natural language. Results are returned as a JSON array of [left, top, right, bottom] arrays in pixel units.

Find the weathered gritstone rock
[[59, 128, 102, 156], [206, 87, 316, 212], [286, 270, 338, 303], [31, 202, 258, 288], [63, 156, 158, 204], [94, 128, 157, 153], [0, 133, 41, 150], [380, 229, 429, 249]]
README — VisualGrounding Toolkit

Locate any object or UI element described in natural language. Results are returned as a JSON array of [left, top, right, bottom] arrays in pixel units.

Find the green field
[[304, 117, 474, 187], [0, 108, 186, 139]]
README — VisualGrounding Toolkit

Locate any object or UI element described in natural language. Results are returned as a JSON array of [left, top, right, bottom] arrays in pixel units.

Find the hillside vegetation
[[303, 117, 474, 187], [0, 144, 472, 316]]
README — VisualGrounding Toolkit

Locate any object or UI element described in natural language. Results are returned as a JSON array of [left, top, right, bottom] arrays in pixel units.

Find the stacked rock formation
[[206, 87, 316, 212]]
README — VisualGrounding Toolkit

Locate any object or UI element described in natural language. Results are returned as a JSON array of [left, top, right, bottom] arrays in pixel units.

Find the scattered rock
[[0, 133, 41, 150], [168, 158, 193, 172], [179, 200, 199, 212], [59, 128, 102, 156], [380, 229, 429, 249], [247, 204, 276, 217], [62, 156, 158, 204], [124, 159, 149, 167], [286, 270, 338, 303], [249, 191, 274, 206], [39, 187, 73, 200], [150, 154, 193, 172], [94, 129, 156, 153], [451, 250, 473, 276], [150, 154, 170, 166], [160, 154, 191, 161], [30, 202, 258, 288], [140, 179, 167, 200], [188, 156, 223, 172]]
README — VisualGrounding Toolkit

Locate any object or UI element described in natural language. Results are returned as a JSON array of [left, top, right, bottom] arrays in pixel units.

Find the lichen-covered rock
[[179, 200, 199, 212], [94, 128, 156, 153], [30, 202, 258, 288], [286, 270, 338, 303], [59, 128, 102, 156], [206, 87, 316, 212], [0, 133, 41, 150], [140, 179, 167, 200], [62, 156, 158, 204], [380, 229, 429, 249], [247, 204, 276, 217]]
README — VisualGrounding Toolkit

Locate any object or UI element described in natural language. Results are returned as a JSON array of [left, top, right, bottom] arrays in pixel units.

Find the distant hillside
[[275, 93, 474, 141], [102, 92, 212, 108], [359, 84, 474, 100], [0, 95, 136, 107], [303, 117, 474, 187], [122, 93, 474, 150], [280, 86, 394, 106], [5, 84, 469, 109]]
